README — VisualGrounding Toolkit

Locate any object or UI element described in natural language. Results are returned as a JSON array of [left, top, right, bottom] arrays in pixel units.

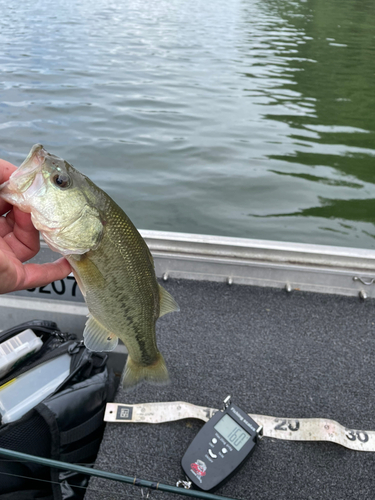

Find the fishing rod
[[0, 447, 238, 500]]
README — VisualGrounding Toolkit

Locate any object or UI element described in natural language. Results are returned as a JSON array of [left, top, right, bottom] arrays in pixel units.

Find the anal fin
[[83, 314, 118, 352]]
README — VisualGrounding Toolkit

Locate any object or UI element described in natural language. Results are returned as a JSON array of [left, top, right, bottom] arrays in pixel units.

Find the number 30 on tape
[[251, 415, 374, 451]]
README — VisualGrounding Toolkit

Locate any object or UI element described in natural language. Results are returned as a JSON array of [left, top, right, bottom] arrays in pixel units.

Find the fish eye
[[52, 173, 71, 189]]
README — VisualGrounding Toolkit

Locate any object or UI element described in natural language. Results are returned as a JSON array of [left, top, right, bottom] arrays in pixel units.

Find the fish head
[[0, 144, 104, 256]]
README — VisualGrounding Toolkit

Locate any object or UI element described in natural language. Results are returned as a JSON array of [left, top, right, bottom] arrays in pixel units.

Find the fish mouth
[[19, 144, 47, 171], [9, 144, 47, 182], [0, 144, 49, 211]]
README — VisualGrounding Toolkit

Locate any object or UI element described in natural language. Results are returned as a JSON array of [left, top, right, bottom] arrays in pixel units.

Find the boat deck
[[84, 278, 375, 500]]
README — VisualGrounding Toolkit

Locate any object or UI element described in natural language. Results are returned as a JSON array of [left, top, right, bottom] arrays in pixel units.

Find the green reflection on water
[[257, 197, 375, 224], [250, 0, 375, 246], [263, 0, 375, 176]]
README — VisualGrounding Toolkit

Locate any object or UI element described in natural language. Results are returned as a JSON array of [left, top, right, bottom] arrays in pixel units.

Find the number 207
[[27, 276, 78, 297]]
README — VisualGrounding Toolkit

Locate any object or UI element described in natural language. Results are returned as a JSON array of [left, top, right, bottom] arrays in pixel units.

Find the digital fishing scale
[[180, 396, 262, 491]]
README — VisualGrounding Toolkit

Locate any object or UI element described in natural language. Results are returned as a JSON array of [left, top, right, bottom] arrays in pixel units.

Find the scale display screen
[[214, 414, 251, 451]]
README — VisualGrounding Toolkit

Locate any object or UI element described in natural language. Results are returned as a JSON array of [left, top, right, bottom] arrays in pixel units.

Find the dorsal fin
[[158, 284, 180, 318]]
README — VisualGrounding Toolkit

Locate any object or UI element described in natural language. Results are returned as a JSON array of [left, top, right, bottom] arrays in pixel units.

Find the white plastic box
[[0, 329, 43, 379]]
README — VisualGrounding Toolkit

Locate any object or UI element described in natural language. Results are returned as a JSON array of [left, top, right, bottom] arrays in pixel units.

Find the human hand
[[0, 158, 72, 293]]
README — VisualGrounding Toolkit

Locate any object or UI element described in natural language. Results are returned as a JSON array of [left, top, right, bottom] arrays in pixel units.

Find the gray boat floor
[[85, 279, 375, 500]]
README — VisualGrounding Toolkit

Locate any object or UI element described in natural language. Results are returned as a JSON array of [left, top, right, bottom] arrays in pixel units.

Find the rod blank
[[0, 447, 237, 500]]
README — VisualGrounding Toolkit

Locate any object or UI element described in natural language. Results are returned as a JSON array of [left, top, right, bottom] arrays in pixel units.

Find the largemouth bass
[[0, 144, 179, 389]]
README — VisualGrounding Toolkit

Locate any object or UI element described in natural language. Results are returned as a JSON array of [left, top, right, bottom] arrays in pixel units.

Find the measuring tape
[[104, 401, 375, 452]]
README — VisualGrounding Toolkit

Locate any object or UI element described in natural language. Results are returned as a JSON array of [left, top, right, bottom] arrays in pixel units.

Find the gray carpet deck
[[85, 279, 375, 500]]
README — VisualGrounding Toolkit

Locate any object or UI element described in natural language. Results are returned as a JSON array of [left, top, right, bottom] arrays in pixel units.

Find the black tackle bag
[[0, 320, 117, 500]]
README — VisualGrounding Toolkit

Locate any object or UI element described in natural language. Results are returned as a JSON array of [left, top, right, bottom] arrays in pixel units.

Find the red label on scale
[[191, 460, 207, 477]]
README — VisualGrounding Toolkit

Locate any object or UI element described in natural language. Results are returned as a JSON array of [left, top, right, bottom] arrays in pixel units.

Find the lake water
[[1, 0, 375, 249]]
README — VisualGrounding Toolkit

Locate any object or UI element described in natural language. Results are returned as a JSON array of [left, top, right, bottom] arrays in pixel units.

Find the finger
[[0, 212, 13, 238], [0, 206, 17, 238], [16, 258, 72, 291], [0, 159, 18, 215], [0, 159, 17, 183], [2, 207, 40, 262]]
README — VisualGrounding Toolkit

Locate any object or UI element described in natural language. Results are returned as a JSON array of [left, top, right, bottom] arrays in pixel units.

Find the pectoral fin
[[83, 314, 118, 352], [71, 270, 86, 298], [158, 284, 180, 318], [67, 253, 106, 294]]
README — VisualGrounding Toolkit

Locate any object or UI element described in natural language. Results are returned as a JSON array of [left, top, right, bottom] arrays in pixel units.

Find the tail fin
[[122, 352, 170, 390]]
